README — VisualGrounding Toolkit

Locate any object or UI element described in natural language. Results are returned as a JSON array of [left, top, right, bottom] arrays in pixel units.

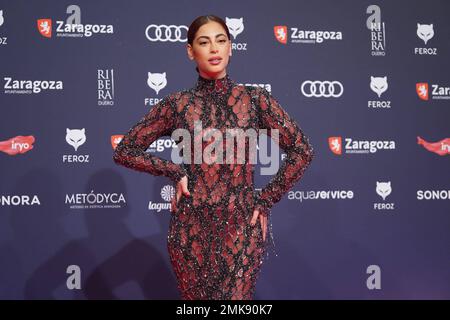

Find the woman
[[113, 15, 314, 300]]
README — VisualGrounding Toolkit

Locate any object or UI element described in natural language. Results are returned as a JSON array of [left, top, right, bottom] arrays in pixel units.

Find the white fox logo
[[66, 128, 86, 151], [370, 76, 388, 98], [376, 181, 391, 200], [417, 23, 434, 45], [226, 17, 244, 39], [147, 72, 167, 95]]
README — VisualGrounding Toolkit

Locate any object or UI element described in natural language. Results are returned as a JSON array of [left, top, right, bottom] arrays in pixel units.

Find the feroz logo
[[225, 17, 247, 51], [0, 10, 7, 45], [376, 181, 391, 201], [145, 72, 167, 106], [417, 23, 434, 45], [416, 83, 428, 100], [147, 72, 167, 95], [368, 76, 391, 109], [274, 26, 287, 44], [37, 19, 52, 38], [0, 9, 5, 27], [225, 17, 244, 39], [415, 23, 437, 55], [63, 129, 90, 163], [370, 76, 388, 98], [66, 128, 86, 151], [374, 181, 395, 210]]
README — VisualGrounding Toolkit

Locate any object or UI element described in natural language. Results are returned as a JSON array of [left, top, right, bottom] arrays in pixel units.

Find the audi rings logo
[[145, 24, 188, 42], [301, 80, 344, 98]]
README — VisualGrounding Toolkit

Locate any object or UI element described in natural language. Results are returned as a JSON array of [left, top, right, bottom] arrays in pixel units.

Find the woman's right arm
[[112, 96, 187, 183]]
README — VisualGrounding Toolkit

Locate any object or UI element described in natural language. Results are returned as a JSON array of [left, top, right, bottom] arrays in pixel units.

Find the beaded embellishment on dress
[[113, 73, 314, 299]]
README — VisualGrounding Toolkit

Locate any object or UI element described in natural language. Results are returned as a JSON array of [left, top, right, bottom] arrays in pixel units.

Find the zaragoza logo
[[328, 136, 342, 155], [37, 19, 52, 38], [416, 83, 428, 100], [329, 136, 395, 154], [274, 26, 287, 44]]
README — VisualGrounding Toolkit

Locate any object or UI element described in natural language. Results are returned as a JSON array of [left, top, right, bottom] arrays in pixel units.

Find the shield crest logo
[[274, 26, 287, 44], [416, 83, 429, 101], [328, 136, 342, 155], [37, 19, 52, 38]]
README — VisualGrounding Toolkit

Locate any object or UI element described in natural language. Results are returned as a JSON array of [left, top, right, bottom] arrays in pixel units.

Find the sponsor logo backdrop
[[0, 0, 449, 299]]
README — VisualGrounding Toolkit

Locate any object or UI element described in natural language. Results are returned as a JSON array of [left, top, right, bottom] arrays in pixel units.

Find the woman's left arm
[[253, 87, 315, 215]]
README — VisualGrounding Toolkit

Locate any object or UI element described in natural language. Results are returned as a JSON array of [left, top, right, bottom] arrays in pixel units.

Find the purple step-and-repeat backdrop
[[0, 0, 449, 299]]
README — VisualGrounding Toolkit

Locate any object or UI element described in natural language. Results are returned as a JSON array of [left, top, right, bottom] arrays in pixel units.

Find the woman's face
[[187, 21, 232, 80]]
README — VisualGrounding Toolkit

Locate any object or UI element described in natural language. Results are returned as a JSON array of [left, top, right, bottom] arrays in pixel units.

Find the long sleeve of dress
[[253, 88, 314, 215], [112, 96, 187, 183]]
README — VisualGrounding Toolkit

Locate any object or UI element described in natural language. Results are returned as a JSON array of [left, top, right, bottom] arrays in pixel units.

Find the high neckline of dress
[[194, 73, 234, 95]]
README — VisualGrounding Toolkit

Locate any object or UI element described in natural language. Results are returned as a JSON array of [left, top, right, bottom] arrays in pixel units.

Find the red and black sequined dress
[[113, 74, 314, 299]]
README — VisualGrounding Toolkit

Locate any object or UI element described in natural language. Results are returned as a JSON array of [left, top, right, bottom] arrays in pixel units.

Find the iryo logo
[[0, 135, 35, 155], [417, 136, 450, 156]]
